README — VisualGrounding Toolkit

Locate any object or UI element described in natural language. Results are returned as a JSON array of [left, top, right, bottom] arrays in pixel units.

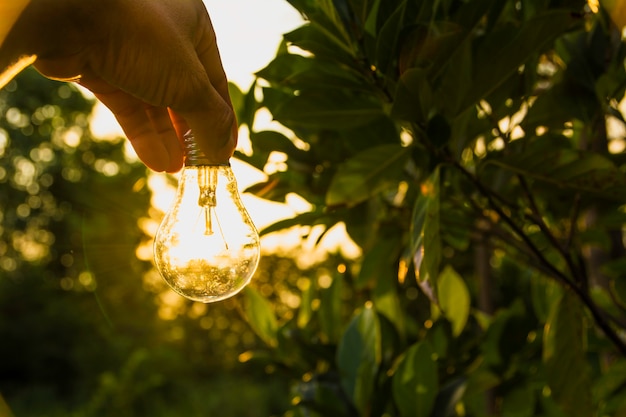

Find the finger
[[195, 14, 232, 109], [168, 108, 189, 140], [145, 106, 184, 172], [175, 17, 236, 164], [175, 83, 235, 165], [79, 76, 183, 172]]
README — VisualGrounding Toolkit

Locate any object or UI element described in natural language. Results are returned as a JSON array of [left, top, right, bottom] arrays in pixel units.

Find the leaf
[[543, 291, 593, 417], [391, 68, 433, 125], [485, 148, 626, 198], [250, 130, 309, 162], [283, 23, 356, 65], [437, 266, 470, 337], [272, 91, 385, 130], [593, 359, 626, 404], [356, 236, 400, 289], [242, 287, 278, 347], [256, 53, 369, 92], [530, 273, 563, 323], [326, 144, 410, 207], [375, 0, 406, 74], [337, 303, 382, 415], [228, 82, 245, 125], [392, 341, 439, 417], [285, 0, 354, 55], [373, 265, 406, 339], [259, 210, 331, 236], [462, 10, 579, 113], [297, 278, 315, 328], [318, 271, 344, 343], [409, 167, 441, 298]]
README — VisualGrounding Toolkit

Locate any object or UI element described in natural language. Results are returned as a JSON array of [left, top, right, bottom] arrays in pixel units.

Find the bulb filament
[[197, 167, 228, 250]]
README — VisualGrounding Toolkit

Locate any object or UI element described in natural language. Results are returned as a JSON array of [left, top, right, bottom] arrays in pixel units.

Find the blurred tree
[[0, 68, 290, 417], [235, 0, 626, 416]]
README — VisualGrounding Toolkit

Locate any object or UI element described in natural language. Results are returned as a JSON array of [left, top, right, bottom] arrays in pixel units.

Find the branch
[[450, 158, 626, 356], [517, 175, 586, 285]]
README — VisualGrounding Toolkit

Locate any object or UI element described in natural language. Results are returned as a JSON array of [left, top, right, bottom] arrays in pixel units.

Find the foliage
[[234, 0, 626, 415], [0, 69, 290, 416]]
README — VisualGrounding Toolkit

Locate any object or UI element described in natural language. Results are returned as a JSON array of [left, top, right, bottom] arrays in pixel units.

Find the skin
[[0, 0, 236, 171]]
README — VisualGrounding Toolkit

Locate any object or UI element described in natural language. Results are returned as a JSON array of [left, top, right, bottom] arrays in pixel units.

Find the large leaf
[[258, 210, 333, 236], [409, 167, 441, 300], [283, 23, 357, 66], [249, 130, 310, 163], [375, 0, 407, 74], [256, 53, 369, 92], [543, 290, 593, 416], [326, 144, 411, 207], [391, 68, 433, 125], [242, 287, 278, 347], [272, 90, 385, 130], [337, 304, 382, 414], [286, 0, 354, 54], [437, 266, 470, 337], [373, 259, 406, 338], [318, 270, 344, 343], [461, 9, 579, 114], [392, 341, 439, 417], [484, 147, 626, 198]]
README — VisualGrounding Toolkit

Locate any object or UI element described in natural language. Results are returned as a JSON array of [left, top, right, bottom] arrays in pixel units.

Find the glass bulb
[[153, 131, 260, 303]]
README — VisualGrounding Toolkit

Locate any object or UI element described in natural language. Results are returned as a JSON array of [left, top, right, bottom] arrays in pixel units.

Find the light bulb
[[154, 131, 260, 303]]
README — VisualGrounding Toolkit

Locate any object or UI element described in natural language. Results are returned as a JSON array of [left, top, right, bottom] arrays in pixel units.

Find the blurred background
[[0, 1, 316, 416]]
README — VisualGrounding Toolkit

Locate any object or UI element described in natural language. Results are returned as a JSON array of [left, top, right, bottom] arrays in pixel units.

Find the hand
[[3, 0, 236, 171]]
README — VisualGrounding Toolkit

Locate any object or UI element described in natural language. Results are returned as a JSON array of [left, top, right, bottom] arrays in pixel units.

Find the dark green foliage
[[236, 0, 626, 415]]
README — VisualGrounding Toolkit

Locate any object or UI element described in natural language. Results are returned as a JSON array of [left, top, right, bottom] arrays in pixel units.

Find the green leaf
[[485, 148, 626, 198], [228, 82, 245, 125], [409, 167, 441, 298], [392, 341, 438, 417], [259, 210, 331, 236], [593, 359, 626, 404], [363, 0, 382, 36], [543, 291, 593, 417], [373, 266, 406, 338], [284, 23, 356, 65], [437, 266, 470, 337], [285, 0, 354, 55], [318, 271, 344, 343], [250, 130, 309, 162], [272, 91, 385, 130], [242, 287, 278, 347], [297, 278, 315, 328], [530, 273, 563, 323], [256, 53, 369, 92], [463, 10, 579, 113], [375, 0, 406, 73], [326, 144, 410, 207], [337, 303, 382, 415], [391, 68, 433, 125], [355, 236, 400, 289]]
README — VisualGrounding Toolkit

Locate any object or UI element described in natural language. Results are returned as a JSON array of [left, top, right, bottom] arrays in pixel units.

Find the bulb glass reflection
[[154, 133, 260, 303]]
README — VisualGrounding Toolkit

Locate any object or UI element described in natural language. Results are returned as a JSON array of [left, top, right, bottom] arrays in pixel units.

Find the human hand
[[3, 0, 236, 172]]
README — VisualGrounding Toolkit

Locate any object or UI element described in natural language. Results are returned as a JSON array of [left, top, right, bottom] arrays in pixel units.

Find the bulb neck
[[183, 130, 230, 167]]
